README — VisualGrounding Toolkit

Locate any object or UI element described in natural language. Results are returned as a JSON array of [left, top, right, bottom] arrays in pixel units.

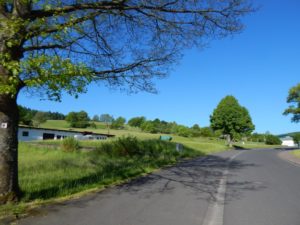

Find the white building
[[18, 125, 115, 142], [280, 136, 295, 147]]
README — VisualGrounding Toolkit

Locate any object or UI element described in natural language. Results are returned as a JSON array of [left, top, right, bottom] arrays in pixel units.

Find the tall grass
[[18, 136, 203, 202], [291, 149, 300, 158]]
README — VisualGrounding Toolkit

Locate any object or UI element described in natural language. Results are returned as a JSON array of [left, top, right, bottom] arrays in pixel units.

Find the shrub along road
[[17, 149, 300, 225]]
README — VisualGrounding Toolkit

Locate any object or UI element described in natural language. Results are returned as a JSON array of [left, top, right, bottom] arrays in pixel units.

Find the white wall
[[281, 140, 295, 147], [18, 127, 108, 141]]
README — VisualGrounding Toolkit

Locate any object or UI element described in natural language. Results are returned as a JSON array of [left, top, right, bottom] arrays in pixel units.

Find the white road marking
[[202, 151, 244, 225]]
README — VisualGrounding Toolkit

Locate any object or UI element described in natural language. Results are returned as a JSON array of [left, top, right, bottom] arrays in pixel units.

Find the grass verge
[[1, 136, 212, 220], [291, 149, 300, 158]]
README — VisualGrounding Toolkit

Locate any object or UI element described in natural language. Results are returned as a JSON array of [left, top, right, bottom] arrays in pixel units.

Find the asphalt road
[[224, 149, 300, 225], [17, 149, 300, 225]]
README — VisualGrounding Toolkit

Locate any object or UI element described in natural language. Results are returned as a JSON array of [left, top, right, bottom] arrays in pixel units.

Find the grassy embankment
[[1, 138, 227, 218], [0, 120, 280, 219], [41, 120, 278, 149], [291, 149, 300, 158]]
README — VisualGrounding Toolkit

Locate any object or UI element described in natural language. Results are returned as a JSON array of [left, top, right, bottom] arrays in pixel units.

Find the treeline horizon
[[18, 105, 294, 144]]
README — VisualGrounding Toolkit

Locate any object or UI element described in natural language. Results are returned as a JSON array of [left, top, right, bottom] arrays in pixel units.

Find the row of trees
[[19, 105, 65, 127], [127, 116, 216, 138], [62, 96, 256, 144], [20, 94, 292, 148], [65, 112, 126, 129]]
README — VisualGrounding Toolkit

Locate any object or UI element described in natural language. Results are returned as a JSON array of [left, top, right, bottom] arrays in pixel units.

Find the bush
[[100, 136, 143, 157], [265, 135, 282, 145], [98, 136, 186, 161], [61, 137, 80, 152]]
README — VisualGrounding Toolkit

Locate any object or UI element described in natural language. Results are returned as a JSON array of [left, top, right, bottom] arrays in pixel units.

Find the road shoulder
[[278, 150, 300, 166]]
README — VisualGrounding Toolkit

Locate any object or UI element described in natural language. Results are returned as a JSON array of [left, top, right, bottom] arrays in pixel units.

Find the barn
[[18, 125, 115, 141], [280, 136, 295, 147]]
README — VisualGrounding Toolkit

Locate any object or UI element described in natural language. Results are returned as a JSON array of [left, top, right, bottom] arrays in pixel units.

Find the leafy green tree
[[128, 117, 146, 128], [44, 111, 65, 120], [265, 135, 282, 145], [99, 114, 114, 134], [111, 117, 126, 129], [283, 83, 300, 122], [190, 124, 201, 137], [291, 133, 300, 146], [170, 122, 179, 134], [92, 115, 100, 122], [200, 127, 215, 137], [210, 96, 255, 146], [141, 121, 156, 133], [176, 125, 192, 137], [250, 133, 265, 142], [65, 111, 90, 128], [18, 105, 35, 125], [191, 124, 201, 131], [89, 122, 97, 129], [99, 114, 114, 123], [0, 0, 253, 203], [32, 111, 47, 127]]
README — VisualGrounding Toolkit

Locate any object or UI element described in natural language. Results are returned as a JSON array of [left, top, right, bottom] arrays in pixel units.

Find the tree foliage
[[265, 135, 282, 145], [291, 133, 300, 145], [65, 110, 90, 128], [250, 133, 265, 142], [283, 83, 300, 123], [175, 125, 192, 137], [18, 105, 65, 125], [18, 105, 35, 125], [210, 95, 255, 144], [111, 116, 126, 129], [32, 111, 47, 127], [199, 127, 215, 137], [99, 114, 114, 123], [92, 115, 100, 122], [128, 116, 146, 128]]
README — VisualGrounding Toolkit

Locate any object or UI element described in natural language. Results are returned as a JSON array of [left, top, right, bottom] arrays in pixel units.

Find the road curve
[[16, 149, 300, 225], [224, 149, 300, 225]]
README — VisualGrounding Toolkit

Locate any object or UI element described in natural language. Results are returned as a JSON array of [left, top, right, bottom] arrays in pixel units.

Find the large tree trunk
[[0, 93, 19, 203], [226, 134, 233, 147]]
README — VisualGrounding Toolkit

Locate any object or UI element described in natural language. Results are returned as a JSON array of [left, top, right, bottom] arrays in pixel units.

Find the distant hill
[[278, 132, 300, 138]]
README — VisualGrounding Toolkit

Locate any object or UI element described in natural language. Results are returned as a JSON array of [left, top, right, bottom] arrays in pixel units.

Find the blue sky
[[18, 0, 300, 135]]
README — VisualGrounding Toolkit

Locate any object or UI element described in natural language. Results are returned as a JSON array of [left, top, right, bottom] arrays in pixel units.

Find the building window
[[22, 131, 29, 137], [43, 133, 55, 140]]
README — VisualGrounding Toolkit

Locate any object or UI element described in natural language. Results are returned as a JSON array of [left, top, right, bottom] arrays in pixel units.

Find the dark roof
[[18, 125, 115, 137]]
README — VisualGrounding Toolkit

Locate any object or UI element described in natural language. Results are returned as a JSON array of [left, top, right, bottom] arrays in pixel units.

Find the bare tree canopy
[[1, 0, 254, 99]]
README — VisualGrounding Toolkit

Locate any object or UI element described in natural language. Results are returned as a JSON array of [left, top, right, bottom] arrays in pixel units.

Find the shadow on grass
[[21, 160, 146, 201]]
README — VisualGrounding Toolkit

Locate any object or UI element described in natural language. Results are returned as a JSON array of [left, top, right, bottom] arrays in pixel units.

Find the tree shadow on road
[[118, 152, 266, 204]]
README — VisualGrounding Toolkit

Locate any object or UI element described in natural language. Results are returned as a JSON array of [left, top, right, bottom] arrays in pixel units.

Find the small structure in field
[[280, 136, 295, 147], [159, 136, 173, 141], [18, 125, 115, 141]]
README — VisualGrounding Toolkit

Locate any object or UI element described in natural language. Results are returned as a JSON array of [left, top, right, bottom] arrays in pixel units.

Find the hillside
[[39, 120, 279, 152], [278, 132, 300, 138]]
